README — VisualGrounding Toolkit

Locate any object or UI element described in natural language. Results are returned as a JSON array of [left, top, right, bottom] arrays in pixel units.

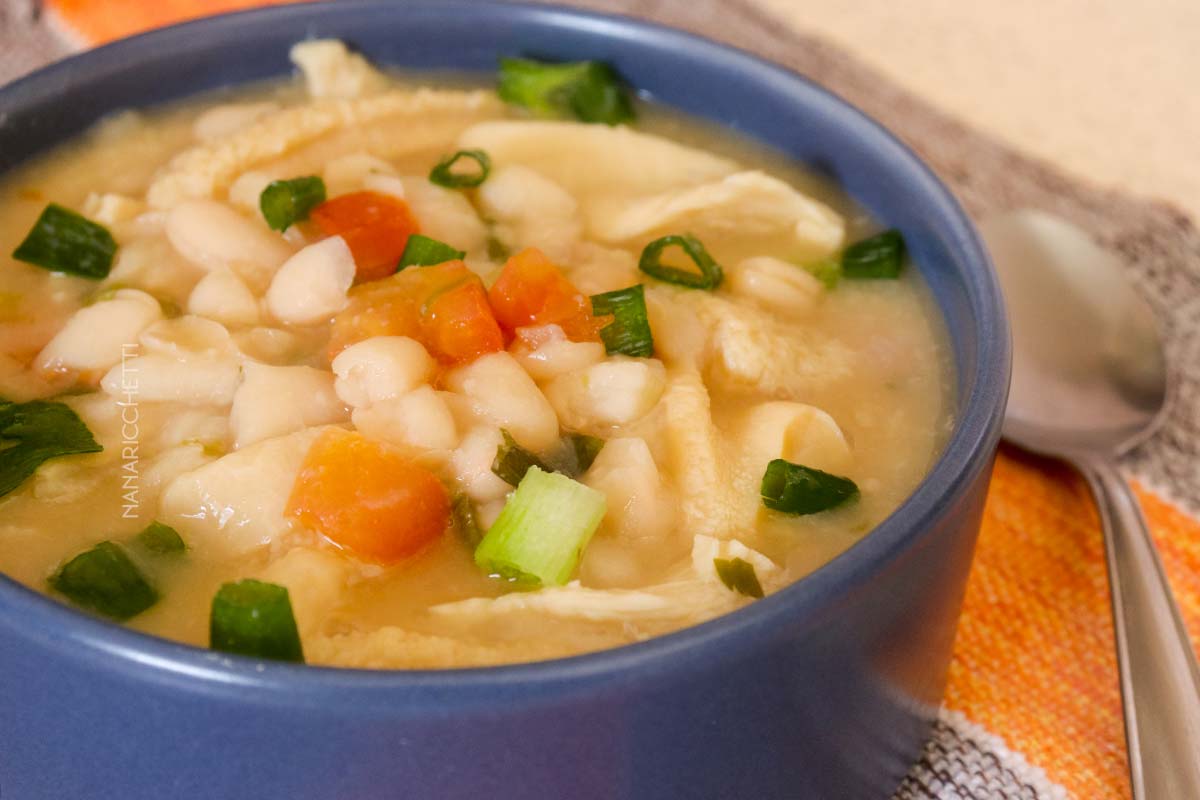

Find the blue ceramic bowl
[[0, 3, 1008, 798]]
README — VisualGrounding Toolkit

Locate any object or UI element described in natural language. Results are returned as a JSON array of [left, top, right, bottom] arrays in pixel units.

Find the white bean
[[512, 324, 605, 382], [232, 327, 304, 364], [380, 175, 487, 256], [36, 289, 162, 373], [100, 354, 241, 406], [188, 268, 261, 327], [545, 358, 666, 430], [583, 437, 676, 545], [265, 236, 355, 325], [226, 171, 274, 213], [352, 386, 458, 452], [325, 152, 395, 196], [728, 256, 823, 316], [443, 351, 560, 451], [82, 192, 144, 226], [165, 200, 293, 276], [139, 315, 236, 359], [478, 165, 581, 263], [230, 362, 348, 449], [159, 426, 325, 556], [449, 426, 513, 504], [331, 336, 434, 408]]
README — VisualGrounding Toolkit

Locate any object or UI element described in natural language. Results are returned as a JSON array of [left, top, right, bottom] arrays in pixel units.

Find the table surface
[[755, 0, 1200, 222]]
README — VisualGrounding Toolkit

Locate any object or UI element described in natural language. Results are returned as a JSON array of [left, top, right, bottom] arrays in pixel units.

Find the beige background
[[755, 0, 1200, 221]]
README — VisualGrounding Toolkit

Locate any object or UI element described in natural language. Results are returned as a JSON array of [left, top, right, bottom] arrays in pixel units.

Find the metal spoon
[[980, 210, 1200, 799]]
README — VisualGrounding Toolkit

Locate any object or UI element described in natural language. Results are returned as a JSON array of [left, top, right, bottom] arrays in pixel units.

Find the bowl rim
[[0, 0, 1009, 701]]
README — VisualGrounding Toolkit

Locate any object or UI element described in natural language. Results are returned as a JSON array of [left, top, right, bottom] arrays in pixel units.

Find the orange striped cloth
[[34, 2, 1200, 798]]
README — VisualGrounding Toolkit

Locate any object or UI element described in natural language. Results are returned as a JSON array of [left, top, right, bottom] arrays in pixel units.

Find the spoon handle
[[1078, 458, 1200, 799]]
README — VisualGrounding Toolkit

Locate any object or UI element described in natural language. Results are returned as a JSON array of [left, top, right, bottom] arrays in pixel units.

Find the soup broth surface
[[0, 43, 952, 668]]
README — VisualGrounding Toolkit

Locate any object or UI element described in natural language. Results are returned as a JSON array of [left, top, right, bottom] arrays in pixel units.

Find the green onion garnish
[[590, 284, 655, 357], [714, 557, 764, 599], [498, 58, 635, 125], [492, 429, 552, 487], [259, 176, 326, 232], [429, 150, 491, 189], [0, 399, 102, 499], [132, 521, 186, 556], [474, 466, 607, 587], [49, 541, 158, 620], [452, 494, 485, 548], [760, 459, 859, 515], [842, 229, 905, 279], [561, 432, 604, 477], [805, 258, 842, 289], [209, 579, 304, 663], [398, 234, 466, 271], [12, 203, 117, 279], [638, 234, 724, 290]]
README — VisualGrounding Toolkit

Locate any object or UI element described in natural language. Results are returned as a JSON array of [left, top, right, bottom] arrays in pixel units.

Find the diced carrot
[[421, 275, 506, 365], [327, 261, 504, 366], [487, 248, 611, 342], [285, 429, 451, 563], [311, 191, 420, 282]]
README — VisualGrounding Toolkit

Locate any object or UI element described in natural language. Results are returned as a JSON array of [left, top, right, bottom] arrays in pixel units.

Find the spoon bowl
[[983, 210, 1168, 456]]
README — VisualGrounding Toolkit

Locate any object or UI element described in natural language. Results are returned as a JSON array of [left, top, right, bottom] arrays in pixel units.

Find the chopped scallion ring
[[429, 150, 491, 189], [397, 234, 466, 271], [590, 284, 655, 357], [259, 176, 326, 231], [209, 579, 304, 663], [760, 459, 859, 515], [49, 541, 158, 620], [638, 234, 723, 290], [561, 432, 604, 477], [714, 557, 764, 599], [452, 494, 484, 548], [842, 229, 905, 279], [492, 429, 552, 487], [0, 399, 102, 499], [12, 203, 117, 279], [498, 58, 636, 125], [133, 521, 186, 555], [474, 466, 607, 587]]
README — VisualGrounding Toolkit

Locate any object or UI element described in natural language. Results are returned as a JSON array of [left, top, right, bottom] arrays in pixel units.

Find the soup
[[0, 41, 951, 668]]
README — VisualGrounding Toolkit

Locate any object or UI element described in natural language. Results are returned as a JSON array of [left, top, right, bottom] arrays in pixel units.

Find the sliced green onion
[[590, 284, 654, 357], [492, 429, 552, 487], [133, 521, 186, 555], [49, 541, 158, 620], [760, 458, 859, 515], [805, 258, 842, 289], [398, 234, 466, 271], [498, 58, 635, 125], [259, 176, 326, 232], [452, 494, 484, 548], [12, 203, 116, 279], [209, 579, 304, 663], [638, 234, 723, 290], [474, 466, 606, 587], [561, 432, 604, 476], [0, 399, 103, 499], [714, 557, 764, 599], [842, 229, 905, 279], [429, 150, 490, 189]]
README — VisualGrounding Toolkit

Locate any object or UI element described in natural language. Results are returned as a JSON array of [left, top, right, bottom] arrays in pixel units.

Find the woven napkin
[[3, 1, 1198, 798]]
